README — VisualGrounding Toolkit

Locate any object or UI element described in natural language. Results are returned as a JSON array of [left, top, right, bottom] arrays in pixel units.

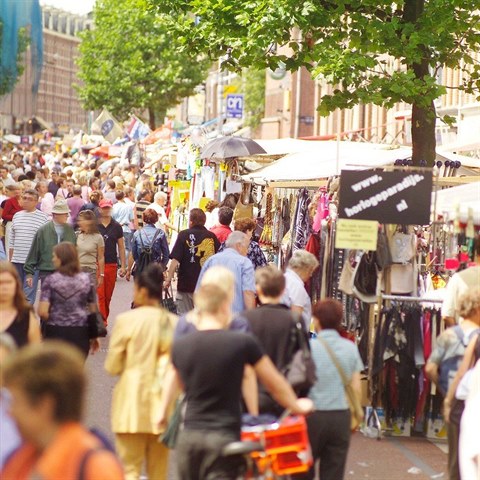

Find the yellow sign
[[335, 219, 378, 251], [223, 85, 239, 98]]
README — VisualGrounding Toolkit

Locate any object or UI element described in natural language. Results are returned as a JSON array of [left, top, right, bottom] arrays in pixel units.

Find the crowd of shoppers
[[2, 148, 478, 480]]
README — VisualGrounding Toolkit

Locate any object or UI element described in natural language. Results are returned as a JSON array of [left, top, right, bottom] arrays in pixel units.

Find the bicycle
[[222, 413, 312, 479]]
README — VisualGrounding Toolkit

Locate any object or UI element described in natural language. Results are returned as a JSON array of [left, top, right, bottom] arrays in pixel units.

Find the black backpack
[[133, 229, 161, 276]]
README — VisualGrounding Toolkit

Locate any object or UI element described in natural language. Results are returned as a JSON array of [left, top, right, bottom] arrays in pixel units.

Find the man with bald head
[[196, 231, 256, 314]]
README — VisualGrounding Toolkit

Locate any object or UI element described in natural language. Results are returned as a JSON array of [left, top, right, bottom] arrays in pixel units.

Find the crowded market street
[[2, 1, 480, 480], [83, 278, 449, 480]]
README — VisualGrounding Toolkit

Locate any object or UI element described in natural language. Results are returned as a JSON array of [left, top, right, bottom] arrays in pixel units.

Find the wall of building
[[0, 6, 92, 134]]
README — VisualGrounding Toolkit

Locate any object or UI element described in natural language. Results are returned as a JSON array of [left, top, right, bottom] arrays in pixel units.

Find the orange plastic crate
[[241, 416, 312, 475]]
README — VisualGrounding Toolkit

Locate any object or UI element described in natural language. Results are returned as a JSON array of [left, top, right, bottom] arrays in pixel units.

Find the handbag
[[160, 395, 185, 449], [352, 251, 378, 304], [283, 317, 317, 393], [388, 232, 416, 264], [317, 336, 364, 431], [162, 287, 177, 315], [233, 183, 254, 221], [87, 311, 107, 339]]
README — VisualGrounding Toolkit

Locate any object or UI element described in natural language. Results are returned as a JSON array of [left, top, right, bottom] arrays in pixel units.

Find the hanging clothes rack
[[380, 294, 443, 304]]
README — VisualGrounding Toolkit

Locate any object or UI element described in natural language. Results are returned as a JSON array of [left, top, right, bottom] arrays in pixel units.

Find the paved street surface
[[84, 278, 448, 480]]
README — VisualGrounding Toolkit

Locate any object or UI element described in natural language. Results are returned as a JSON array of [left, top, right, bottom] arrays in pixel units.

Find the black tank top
[[5, 308, 31, 347]]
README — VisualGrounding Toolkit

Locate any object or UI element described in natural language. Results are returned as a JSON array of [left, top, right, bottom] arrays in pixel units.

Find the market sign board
[[226, 94, 244, 119], [338, 169, 433, 225], [335, 219, 379, 251]]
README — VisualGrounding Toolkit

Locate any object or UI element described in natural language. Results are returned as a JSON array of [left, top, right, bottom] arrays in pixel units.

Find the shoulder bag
[[233, 182, 254, 221], [87, 311, 107, 338], [162, 286, 177, 315], [283, 316, 317, 393], [317, 336, 364, 431]]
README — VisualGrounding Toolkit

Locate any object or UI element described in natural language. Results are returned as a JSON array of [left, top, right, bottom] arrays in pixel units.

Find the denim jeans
[[13, 263, 40, 305]]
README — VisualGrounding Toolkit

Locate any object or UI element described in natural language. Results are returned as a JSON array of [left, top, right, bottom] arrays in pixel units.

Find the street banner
[[126, 115, 150, 140], [92, 109, 124, 143], [338, 169, 433, 225]]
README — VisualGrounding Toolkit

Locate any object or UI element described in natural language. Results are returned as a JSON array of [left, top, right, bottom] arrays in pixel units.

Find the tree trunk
[[404, 0, 436, 167], [411, 101, 436, 167], [148, 107, 156, 130]]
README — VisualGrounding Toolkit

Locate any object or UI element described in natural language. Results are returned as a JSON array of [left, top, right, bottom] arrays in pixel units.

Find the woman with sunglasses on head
[[76, 210, 105, 290], [0, 261, 41, 348]]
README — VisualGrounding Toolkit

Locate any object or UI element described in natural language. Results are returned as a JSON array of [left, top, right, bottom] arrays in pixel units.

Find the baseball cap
[[99, 199, 113, 208]]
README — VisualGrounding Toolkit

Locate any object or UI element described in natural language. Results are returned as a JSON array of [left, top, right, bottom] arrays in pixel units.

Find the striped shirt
[[135, 200, 150, 229], [10, 210, 49, 263]]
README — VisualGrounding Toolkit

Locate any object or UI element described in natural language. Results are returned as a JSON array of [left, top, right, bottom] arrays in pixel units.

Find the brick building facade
[[0, 6, 92, 135]]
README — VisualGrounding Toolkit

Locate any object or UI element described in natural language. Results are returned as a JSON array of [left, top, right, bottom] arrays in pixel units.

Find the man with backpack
[[126, 208, 169, 281]]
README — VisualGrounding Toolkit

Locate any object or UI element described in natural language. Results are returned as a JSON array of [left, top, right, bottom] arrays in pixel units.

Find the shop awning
[[433, 181, 480, 225], [243, 142, 412, 183], [33, 115, 54, 131]]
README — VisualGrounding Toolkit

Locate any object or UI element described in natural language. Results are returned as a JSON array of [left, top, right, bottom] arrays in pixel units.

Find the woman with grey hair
[[282, 249, 319, 329], [429, 287, 480, 480]]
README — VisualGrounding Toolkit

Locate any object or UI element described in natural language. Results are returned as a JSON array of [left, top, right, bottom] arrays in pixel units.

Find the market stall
[[236, 142, 480, 440]]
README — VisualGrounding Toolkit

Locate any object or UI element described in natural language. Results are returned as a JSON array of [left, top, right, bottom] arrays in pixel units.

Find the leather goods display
[[352, 251, 378, 303], [233, 182, 254, 221], [389, 232, 416, 264]]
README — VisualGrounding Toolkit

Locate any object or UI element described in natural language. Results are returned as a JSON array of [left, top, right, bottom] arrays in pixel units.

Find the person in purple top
[[66, 185, 86, 227], [38, 242, 99, 359]]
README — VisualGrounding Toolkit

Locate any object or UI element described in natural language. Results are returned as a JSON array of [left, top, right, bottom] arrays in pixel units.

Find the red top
[[1, 197, 22, 221], [210, 224, 232, 243]]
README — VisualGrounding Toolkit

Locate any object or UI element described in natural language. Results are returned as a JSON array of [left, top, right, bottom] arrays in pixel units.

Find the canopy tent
[[254, 138, 328, 156], [243, 142, 412, 183], [434, 181, 480, 225]]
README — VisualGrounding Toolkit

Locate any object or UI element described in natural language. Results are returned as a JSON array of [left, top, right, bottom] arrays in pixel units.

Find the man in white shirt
[[148, 191, 176, 232], [9, 189, 49, 303], [112, 190, 134, 260], [442, 240, 480, 327], [281, 249, 319, 330]]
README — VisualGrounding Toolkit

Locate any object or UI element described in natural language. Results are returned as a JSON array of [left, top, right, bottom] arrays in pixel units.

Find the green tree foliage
[[231, 68, 266, 132], [77, 0, 210, 128], [150, 0, 480, 165], [0, 22, 29, 96]]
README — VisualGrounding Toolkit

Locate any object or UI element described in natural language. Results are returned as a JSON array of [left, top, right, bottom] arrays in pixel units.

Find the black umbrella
[[201, 136, 266, 160]]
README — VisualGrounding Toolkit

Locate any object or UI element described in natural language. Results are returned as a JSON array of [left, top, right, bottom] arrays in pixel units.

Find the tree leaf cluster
[[0, 22, 30, 96], [149, 0, 480, 116], [76, 0, 211, 127]]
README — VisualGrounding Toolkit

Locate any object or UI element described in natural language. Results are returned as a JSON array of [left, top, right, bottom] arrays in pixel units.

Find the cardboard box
[[364, 407, 411, 437], [426, 414, 448, 440]]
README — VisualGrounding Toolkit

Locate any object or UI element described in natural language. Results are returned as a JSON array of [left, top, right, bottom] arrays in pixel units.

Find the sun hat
[[51, 198, 70, 214]]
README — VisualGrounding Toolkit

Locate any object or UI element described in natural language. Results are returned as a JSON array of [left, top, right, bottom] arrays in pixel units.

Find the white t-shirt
[[459, 360, 480, 480], [148, 202, 168, 230], [442, 266, 480, 321], [281, 268, 312, 330]]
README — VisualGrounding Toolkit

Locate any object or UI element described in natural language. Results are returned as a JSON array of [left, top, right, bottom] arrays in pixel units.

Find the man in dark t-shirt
[[242, 265, 308, 415], [97, 199, 126, 325], [158, 281, 313, 480], [164, 208, 220, 314]]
